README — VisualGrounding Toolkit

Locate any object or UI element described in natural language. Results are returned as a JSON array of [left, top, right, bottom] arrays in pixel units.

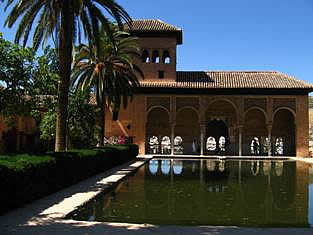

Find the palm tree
[[2, 0, 131, 151], [71, 27, 143, 146]]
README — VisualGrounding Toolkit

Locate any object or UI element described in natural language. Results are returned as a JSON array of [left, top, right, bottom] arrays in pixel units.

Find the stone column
[[170, 122, 176, 155], [200, 123, 206, 156], [238, 125, 243, 156], [267, 123, 272, 156], [200, 159, 204, 185]]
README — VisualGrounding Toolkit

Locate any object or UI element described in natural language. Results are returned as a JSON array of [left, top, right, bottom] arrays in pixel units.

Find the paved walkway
[[0, 157, 312, 235]]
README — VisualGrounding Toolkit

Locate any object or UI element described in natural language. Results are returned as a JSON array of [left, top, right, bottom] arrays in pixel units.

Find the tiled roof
[[139, 71, 313, 89], [124, 19, 181, 32]]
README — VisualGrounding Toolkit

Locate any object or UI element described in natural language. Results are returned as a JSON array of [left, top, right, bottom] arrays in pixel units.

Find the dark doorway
[[206, 119, 229, 155]]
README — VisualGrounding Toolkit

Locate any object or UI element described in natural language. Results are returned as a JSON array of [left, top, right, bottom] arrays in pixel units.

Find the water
[[69, 159, 313, 227]]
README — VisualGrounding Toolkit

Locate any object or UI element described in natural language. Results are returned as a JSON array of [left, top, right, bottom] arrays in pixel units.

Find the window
[[207, 137, 216, 151], [158, 70, 164, 79], [174, 136, 183, 154], [141, 50, 150, 63], [161, 136, 171, 154], [250, 137, 260, 155], [162, 50, 171, 64], [149, 136, 159, 154], [152, 50, 160, 63], [219, 136, 226, 152], [274, 137, 284, 155]]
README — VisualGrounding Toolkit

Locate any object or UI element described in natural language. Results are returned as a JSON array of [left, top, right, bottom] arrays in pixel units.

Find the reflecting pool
[[69, 159, 313, 227]]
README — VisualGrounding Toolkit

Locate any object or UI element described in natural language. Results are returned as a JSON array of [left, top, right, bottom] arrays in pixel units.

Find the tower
[[125, 19, 183, 80]]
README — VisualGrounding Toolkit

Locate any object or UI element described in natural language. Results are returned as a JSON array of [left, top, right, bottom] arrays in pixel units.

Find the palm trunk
[[98, 97, 105, 147], [55, 3, 74, 152]]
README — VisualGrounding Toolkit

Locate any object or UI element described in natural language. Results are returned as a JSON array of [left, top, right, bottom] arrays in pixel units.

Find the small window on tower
[[152, 50, 160, 63], [158, 71, 165, 79], [141, 50, 150, 63], [162, 50, 171, 64]]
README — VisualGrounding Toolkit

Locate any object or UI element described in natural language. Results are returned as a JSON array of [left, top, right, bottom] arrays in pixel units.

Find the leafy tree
[[3, 0, 131, 151], [0, 32, 35, 126], [40, 90, 98, 149], [72, 27, 143, 146]]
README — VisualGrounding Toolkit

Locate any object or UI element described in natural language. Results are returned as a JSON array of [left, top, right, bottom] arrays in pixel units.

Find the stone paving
[[0, 157, 312, 235]]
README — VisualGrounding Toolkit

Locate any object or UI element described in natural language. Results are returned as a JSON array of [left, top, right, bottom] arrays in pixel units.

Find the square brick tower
[[124, 19, 183, 81]]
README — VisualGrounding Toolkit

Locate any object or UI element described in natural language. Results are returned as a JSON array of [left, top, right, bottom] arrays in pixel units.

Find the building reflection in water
[[309, 165, 313, 226], [71, 159, 311, 227], [161, 160, 170, 175]]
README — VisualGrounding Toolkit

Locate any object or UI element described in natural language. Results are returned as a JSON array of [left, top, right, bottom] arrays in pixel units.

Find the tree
[[72, 27, 143, 146], [3, 0, 131, 152], [0, 32, 35, 126], [40, 89, 98, 150]]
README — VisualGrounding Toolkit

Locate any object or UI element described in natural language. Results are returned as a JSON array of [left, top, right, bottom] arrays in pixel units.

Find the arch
[[205, 99, 238, 155], [147, 105, 170, 117], [244, 108, 267, 155], [206, 120, 228, 155], [141, 49, 150, 63], [272, 107, 296, 122], [207, 98, 239, 119], [162, 50, 171, 64], [152, 50, 160, 63], [272, 109, 295, 156], [175, 108, 200, 154], [244, 107, 268, 123], [177, 106, 199, 118], [146, 107, 170, 154]]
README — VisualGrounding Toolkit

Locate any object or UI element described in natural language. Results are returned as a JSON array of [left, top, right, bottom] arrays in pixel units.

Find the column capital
[[237, 125, 244, 130], [199, 121, 207, 126]]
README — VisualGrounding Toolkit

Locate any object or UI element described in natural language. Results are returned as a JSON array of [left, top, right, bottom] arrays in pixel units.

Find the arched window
[[149, 136, 159, 154], [250, 137, 260, 155], [174, 136, 183, 154], [162, 50, 171, 64], [219, 136, 226, 152], [161, 136, 171, 154], [152, 50, 160, 63], [141, 50, 150, 63], [206, 137, 216, 151], [274, 137, 284, 155], [262, 137, 271, 154]]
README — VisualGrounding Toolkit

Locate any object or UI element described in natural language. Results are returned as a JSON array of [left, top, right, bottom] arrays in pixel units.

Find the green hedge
[[0, 144, 138, 215]]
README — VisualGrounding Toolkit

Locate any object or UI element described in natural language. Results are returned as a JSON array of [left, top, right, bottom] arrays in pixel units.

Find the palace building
[[105, 19, 313, 157]]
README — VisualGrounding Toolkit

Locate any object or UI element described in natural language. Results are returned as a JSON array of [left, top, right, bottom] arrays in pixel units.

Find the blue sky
[[1, 0, 313, 85]]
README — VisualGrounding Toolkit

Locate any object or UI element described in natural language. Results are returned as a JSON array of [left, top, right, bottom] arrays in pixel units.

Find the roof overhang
[[135, 87, 313, 96]]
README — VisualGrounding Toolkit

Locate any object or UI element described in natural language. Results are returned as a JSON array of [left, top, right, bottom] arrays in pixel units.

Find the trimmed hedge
[[0, 144, 138, 215]]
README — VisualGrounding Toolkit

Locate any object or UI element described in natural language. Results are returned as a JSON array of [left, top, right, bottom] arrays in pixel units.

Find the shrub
[[0, 144, 138, 214]]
